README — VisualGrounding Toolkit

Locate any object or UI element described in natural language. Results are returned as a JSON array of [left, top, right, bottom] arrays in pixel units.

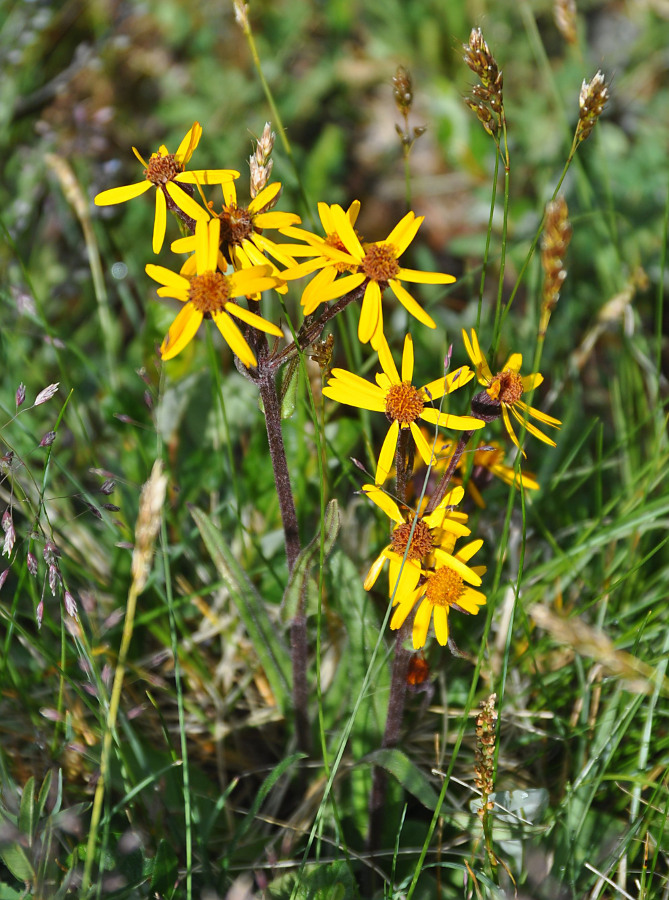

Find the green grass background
[[0, 0, 668, 897]]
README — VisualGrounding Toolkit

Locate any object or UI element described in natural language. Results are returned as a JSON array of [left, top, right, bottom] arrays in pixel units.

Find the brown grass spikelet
[[474, 692, 498, 814], [554, 0, 578, 45], [540, 196, 572, 335], [392, 66, 426, 154], [249, 122, 275, 199], [131, 460, 168, 594], [463, 28, 504, 138], [577, 70, 610, 143]]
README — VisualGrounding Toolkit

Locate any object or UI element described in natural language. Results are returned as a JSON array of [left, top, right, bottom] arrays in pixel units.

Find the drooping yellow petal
[[94, 180, 152, 206], [390, 589, 420, 631], [225, 302, 283, 336], [501, 404, 523, 454], [152, 188, 167, 254], [387, 555, 421, 603], [388, 280, 436, 330], [412, 598, 433, 649], [375, 421, 400, 485], [165, 181, 209, 223], [161, 304, 203, 360], [358, 281, 381, 344], [175, 122, 202, 164], [510, 405, 558, 447], [361, 484, 405, 524], [363, 550, 391, 591], [410, 421, 437, 467], [212, 310, 257, 367], [517, 400, 561, 427], [301, 267, 337, 314], [396, 267, 457, 285], [433, 604, 450, 646]]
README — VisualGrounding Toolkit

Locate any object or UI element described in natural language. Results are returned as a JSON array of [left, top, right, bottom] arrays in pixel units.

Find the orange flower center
[[361, 243, 400, 284], [391, 519, 434, 560], [188, 271, 230, 315], [385, 382, 424, 425], [219, 204, 254, 247], [145, 153, 182, 185], [488, 369, 523, 406], [424, 565, 464, 608]]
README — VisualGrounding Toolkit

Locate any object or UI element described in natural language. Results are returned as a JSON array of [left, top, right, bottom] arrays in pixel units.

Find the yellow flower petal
[[397, 267, 456, 285], [376, 420, 400, 485], [153, 188, 167, 254], [433, 550, 482, 586], [420, 408, 486, 431], [364, 551, 390, 591], [175, 122, 202, 164], [503, 353, 523, 373], [358, 281, 381, 344], [376, 335, 400, 385], [401, 333, 414, 382], [388, 280, 436, 329], [322, 377, 386, 412], [212, 310, 257, 367], [165, 181, 209, 223], [161, 304, 203, 360], [388, 555, 421, 602], [388, 212, 423, 256], [412, 598, 433, 649], [177, 168, 239, 185], [145, 264, 190, 295], [222, 181, 237, 206], [94, 180, 152, 206], [207, 218, 221, 271], [361, 484, 405, 524], [330, 204, 364, 259], [225, 302, 283, 337], [410, 421, 437, 467], [521, 372, 544, 391], [433, 604, 450, 646]]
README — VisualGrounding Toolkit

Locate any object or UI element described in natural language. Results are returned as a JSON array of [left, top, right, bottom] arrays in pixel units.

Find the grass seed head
[[577, 70, 610, 143]]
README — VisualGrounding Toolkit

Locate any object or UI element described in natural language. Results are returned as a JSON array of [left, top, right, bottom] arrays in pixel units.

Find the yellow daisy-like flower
[[462, 328, 561, 455], [362, 482, 473, 605], [172, 181, 300, 292], [282, 202, 456, 346], [424, 435, 539, 508], [390, 537, 487, 649], [145, 218, 283, 367], [94, 122, 239, 253], [322, 334, 484, 484]]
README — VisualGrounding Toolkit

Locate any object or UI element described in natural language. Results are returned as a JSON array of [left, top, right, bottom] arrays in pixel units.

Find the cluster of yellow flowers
[[95, 122, 561, 650]]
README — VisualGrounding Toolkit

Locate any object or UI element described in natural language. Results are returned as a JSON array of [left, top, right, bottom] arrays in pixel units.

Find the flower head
[[172, 181, 300, 292], [146, 218, 283, 367], [390, 536, 487, 649], [362, 483, 472, 608], [282, 202, 455, 347], [462, 328, 561, 455], [323, 334, 483, 484], [94, 123, 239, 253], [419, 435, 539, 508]]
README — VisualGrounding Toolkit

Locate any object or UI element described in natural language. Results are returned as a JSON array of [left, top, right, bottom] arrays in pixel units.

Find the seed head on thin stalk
[[576, 70, 610, 144], [540, 196, 572, 336], [393, 66, 426, 155], [463, 28, 505, 143], [475, 693, 498, 876], [554, 0, 578, 45], [250, 122, 276, 199]]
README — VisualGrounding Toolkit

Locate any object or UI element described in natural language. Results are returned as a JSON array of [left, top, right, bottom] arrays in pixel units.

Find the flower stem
[[257, 371, 301, 572]]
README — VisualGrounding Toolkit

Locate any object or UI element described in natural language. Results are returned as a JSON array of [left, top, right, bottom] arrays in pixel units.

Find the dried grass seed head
[[577, 70, 610, 143]]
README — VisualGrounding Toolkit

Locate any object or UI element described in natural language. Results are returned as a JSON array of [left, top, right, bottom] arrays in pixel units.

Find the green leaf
[[150, 840, 179, 893], [17, 777, 35, 843], [0, 882, 25, 899], [190, 505, 292, 711], [36, 769, 53, 821], [365, 748, 440, 811], [280, 499, 340, 622], [0, 844, 34, 884]]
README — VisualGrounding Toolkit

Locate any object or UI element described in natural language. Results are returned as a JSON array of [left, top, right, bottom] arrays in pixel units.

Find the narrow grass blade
[[190, 504, 292, 711], [365, 748, 439, 812], [281, 498, 340, 622]]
